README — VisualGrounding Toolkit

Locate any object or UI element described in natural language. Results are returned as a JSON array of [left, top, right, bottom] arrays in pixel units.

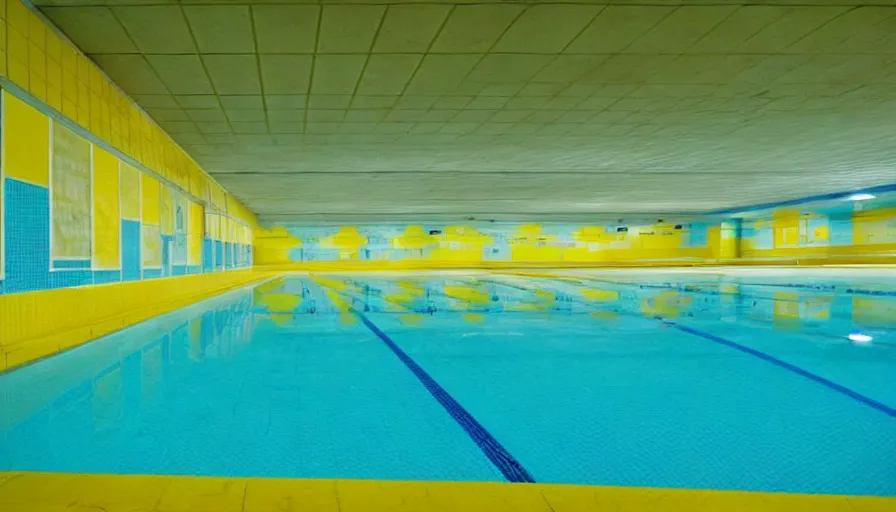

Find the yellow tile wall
[[2, 90, 49, 186], [0, 0, 256, 228], [0, 1, 262, 371], [188, 201, 204, 266], [119, 162, 141, 222]]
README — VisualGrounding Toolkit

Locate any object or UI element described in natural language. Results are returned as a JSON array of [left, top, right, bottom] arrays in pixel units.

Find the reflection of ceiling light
[[848, 333, 873, 343], [847, 193, 876, 201]]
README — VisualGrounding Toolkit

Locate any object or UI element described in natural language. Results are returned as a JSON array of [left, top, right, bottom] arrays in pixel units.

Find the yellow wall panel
[[141, 174, 161, 268], [224, 217, 234, 244], [119, 162, 141, 221], [50, 121, 92, 261], [206, 213, 218, 241], [141, 173, 160, 226], [2, 90, 50, 186], [1, 0, 255, 268], [211, 184, 225, 210], [226, 195, 241, 218], [188, 202, 204, 266], [189, 165, 205, 198], [160, 185, 174, 236], [93, 146, 120, 270]]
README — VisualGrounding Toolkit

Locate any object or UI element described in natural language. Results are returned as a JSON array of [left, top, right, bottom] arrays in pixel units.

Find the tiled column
[[719, 219, 742, 260]]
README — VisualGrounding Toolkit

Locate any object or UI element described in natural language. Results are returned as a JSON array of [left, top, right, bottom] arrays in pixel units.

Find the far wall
[[255, 222, 723, 266], [255, 207, 896, 267]]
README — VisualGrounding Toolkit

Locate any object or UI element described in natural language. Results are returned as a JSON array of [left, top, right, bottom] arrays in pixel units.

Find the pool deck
[[1, 472, 893, 512]]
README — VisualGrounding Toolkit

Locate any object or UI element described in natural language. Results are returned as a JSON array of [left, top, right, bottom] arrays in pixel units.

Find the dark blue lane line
[[663, 321, 896, 420], [310, 278, 535, 483], [353, 311, 536, 483]]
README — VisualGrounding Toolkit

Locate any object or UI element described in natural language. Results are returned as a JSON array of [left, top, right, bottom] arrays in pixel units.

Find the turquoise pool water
[[1, 270, 895, 496]]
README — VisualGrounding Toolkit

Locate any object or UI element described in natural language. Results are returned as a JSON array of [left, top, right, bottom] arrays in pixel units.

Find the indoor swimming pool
[[1, 270, 895, 498]]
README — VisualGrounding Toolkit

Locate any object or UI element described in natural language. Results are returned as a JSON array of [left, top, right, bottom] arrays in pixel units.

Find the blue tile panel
[[121, 220, 141, 282], [0, 178, 251, 295], [3, 179, 51, 293], [202, 238, 213, 273]]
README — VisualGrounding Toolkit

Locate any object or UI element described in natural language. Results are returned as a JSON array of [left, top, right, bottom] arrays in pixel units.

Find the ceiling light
[[847, 193, 876, 201], [848, 333, 873, 343]]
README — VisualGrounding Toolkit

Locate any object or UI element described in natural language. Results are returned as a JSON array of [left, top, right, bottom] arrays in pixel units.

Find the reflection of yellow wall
[[444, 285, 490, 305], [258, 292, 301, 314], [641, 292, 688, 318], [188, 318, 203, 362], [258, 291, 302, 326], [582, 289, 619, 301], [805, 297, 832, 320], [463, 313, 486, 323], [773, 292, 800, 329], [852, 297, 896, 327], [386, 281, 425, 309], [399, 314, 426, 326]]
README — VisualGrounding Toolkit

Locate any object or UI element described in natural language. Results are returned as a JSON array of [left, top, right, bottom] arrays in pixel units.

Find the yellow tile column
[[719, 219, 741, 260]]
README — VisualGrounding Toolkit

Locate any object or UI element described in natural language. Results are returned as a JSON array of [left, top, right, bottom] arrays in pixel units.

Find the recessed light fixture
[[848, 333, 873, 343], [847, 193, 876, 201]]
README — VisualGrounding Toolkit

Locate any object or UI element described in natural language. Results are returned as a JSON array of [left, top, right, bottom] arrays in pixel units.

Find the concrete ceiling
[[36, 0, 896, 224]]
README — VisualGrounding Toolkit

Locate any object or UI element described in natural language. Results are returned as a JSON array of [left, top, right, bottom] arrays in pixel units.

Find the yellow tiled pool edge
[[0, 270, 275, 372], [0, 472, 892, 512]]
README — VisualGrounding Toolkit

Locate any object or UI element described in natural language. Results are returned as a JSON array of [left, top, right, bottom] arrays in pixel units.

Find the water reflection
[[1, 290, 255, 464], [3, 272, 895, 471], [285, 273, 896, 334]]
